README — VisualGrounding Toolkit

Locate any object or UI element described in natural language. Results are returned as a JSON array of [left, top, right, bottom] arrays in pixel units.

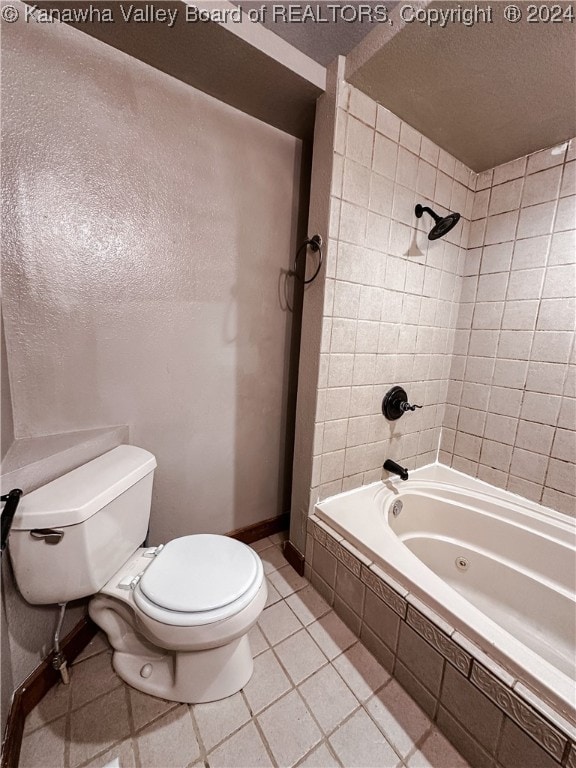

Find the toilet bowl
[[89, 534, 267, 702], [8, 445, 268, 704]]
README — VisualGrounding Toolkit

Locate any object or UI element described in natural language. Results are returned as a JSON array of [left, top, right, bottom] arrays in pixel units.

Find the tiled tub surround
[[310, 80, 475, 506], [292, 74, 573, 569], [305, 503, 576, 768], [18, 534, 473, 768], [441, 138, 576, 516]]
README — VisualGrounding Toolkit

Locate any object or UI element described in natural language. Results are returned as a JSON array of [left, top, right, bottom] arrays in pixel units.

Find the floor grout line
[[20, 535, 473, 768]]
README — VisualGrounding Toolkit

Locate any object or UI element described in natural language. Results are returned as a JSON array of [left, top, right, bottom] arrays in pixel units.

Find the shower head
[[415, 204, 461, 240]]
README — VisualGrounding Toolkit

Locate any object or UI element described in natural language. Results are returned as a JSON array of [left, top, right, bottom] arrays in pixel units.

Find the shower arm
[[415, 205, 442, 223]]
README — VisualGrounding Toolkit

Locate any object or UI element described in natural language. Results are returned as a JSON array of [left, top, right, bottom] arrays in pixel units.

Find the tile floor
[[19, 533, 471, 768]]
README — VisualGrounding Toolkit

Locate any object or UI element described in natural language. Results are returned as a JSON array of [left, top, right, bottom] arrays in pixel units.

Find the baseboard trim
[[282, 540, 305, 576], [227, 512, 290, 545], [1, 616, 97, 768]]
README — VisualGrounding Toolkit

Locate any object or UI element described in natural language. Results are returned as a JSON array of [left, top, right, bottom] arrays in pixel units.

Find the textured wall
[[1, 313, 14, 460], [310, 80, 473, 503], [2, 13, 302, 544], [440, 140, 576, 515], [1, 10, 303, 719]]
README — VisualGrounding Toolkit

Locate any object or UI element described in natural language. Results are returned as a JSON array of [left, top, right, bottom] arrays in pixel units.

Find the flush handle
[[30, 528, 64, 545]]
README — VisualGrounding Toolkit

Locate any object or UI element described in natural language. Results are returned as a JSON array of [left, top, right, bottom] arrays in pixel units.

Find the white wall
[[1, 11, 304, 717], [2, 14, 303, 543]]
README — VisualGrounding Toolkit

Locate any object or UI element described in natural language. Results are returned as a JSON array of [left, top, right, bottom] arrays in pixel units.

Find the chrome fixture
[[382, 386, 422, 421], [383, 459, 409, 481], [415, 203, 461, 240]]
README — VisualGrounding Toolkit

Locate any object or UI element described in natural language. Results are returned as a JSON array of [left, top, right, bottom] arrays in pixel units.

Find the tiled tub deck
[[305, 515, 576, 768], [19, 534, 471, 768]]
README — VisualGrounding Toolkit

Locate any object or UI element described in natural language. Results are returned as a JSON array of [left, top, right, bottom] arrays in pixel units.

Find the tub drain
[[455, 556, 469, 571]]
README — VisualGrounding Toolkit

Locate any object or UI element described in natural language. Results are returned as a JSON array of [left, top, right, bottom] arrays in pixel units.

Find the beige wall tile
[[523, 166, 562, 206], [489, 179, 523, 216]]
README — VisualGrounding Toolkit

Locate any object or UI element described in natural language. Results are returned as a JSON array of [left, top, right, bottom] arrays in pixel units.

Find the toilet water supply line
[[0, 488, 23, 554], [1, 490, 70, 683], [53, 602, 70, 685]]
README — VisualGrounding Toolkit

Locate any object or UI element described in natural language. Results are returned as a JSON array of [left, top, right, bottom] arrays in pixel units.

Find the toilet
[[7, 445, 267, 703]]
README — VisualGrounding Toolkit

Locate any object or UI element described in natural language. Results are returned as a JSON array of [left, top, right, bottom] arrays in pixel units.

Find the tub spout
[[383, 459, 409, 481]]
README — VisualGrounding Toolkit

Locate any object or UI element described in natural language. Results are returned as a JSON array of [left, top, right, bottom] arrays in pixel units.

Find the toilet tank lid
[[10, 445, 157, 530]]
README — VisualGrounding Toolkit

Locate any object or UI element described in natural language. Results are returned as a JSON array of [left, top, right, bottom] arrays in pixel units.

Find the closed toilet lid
[[138, 534, 261, 613]]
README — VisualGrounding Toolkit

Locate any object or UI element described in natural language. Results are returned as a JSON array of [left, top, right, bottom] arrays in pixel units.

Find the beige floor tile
[[275, 629, 327, 685], [251, 537, 275, 553], [136, 705, 200, 768], [269, 531, 289, 545], [307, 612, 357, 660], [329, 709, 401, 768], [298, 665, 359, 734], [73, 632, 111, 665], [243, 649, 292, 714], [297, 742, 341, 768], [258, 601, 301, 646], [70, 651, 123, 710], [265, 580, 283, 608], [128, 687, 178, 732], [248, 624, 269, 656], [260, 546, 288, 574], [82, 738, 137, 767], [24, 679, 71, 734], [19, 715, 67, 768], [267, 565, 308, 598], [25, 578, 471, 768], [366, 679, 432, 758], [286, 586, 331, 626], [193, 691, 251, 751], [69, 687, 131, 767], [332, 642, 390, 702], [257, 690, 322, 767], [406, 728, 471, 768], [208, 721, 273, 767]]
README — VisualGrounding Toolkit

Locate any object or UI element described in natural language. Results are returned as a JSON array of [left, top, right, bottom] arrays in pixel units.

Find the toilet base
[[112, 634, 254, 703], [89, 592, 260, 704]]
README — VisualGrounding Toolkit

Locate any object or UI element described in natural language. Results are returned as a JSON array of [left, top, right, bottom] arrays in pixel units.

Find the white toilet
[[8, 445, 268, 703]]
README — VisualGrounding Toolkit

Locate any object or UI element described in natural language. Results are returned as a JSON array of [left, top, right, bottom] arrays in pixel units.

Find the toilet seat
[[133, 535, 264, 626]]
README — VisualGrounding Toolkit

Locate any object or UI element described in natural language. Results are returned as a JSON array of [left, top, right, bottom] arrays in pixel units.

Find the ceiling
[[233, 1, 399, 65], [347, 0, 576, 171], [239, 0, 576, 170]]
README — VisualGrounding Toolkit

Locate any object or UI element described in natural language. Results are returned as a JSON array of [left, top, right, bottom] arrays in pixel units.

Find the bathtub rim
[[313, 463, 576, 730]]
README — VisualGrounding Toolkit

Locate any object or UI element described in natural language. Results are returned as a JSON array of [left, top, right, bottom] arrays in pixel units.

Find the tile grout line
[[188, 700, 209, 767], [20, 539, 474, 768]]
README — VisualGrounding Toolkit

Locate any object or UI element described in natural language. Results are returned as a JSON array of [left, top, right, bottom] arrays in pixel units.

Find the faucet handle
[[382, 386, 422, 420], [401, 401, 423, 412]]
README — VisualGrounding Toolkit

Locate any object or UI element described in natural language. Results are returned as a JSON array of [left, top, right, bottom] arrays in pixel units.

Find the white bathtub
[[315, 464, 576, 724]]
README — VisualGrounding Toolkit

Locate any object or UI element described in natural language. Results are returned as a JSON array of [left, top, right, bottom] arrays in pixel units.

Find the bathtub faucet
[[383, 459, 409, 481]]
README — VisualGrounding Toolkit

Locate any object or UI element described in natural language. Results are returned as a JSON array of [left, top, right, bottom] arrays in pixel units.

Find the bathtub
[[315, 463, 576, 725]]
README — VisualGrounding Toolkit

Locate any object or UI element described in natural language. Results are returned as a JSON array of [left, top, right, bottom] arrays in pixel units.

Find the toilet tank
[[8, 445, 157, 605]]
